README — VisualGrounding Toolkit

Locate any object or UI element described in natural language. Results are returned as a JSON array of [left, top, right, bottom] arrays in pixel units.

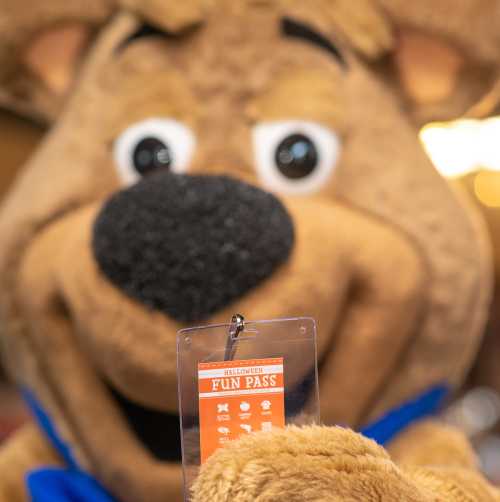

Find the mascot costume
[[0, 1, 498, 501]]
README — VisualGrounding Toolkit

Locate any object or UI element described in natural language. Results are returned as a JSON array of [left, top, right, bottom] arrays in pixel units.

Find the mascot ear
[[23, 24, 93, 100], [392, 30, 466, 117], [372, 0, 500, 124], [0, 0, 114, 123], [388, 28, 500, 125]]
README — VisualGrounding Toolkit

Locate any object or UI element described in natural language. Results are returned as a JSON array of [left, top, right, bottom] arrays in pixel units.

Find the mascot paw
[[191, 425, 500, 502]]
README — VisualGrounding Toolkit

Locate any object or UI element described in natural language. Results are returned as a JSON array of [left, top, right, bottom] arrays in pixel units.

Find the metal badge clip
[[224, 314, 245, 361]]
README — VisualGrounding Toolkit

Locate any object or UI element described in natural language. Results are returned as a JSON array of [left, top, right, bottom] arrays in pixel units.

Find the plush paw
[[191, 425, 500, 502]]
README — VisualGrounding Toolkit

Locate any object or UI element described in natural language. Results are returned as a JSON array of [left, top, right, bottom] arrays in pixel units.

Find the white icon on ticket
[[239, 401, 251, 412], [217, 403, 229, 413], [260, 400, 271, 411], [240, 424, 252, 433], [217, 427, 230, 435], [261, 422, 273, 432]]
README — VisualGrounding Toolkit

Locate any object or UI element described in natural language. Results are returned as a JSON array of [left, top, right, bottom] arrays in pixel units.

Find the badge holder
[[177, 315, 320, 500]]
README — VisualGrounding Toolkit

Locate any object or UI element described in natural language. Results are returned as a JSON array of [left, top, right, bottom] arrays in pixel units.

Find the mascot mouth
[[106, 370, 317, 464], [107, 383, 182, 462]]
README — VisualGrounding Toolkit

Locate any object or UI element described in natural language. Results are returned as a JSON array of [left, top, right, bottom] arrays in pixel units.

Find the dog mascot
[[0, 1, 498, 501]]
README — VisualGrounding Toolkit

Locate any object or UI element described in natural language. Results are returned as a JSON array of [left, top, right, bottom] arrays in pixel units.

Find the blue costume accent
[[22, 389, 118, 502], [360, 384, 449, 446], [22, 390, 78, 469], [27, 469, 117, 502], [22, 384, 448, 501]]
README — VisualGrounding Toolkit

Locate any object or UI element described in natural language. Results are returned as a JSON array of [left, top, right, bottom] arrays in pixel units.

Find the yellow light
[[474, 171, 500, 208], [419, 116, 500, 178]]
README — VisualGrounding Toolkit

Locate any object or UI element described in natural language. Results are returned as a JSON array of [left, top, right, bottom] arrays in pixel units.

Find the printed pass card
[[198, 357, 285, 463]]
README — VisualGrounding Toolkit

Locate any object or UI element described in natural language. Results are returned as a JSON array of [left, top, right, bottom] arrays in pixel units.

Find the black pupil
[[132, 137, 172, 176], [275, 133, 318, 179]]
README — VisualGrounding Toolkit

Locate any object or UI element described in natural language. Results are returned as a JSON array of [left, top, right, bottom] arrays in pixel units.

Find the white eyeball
[[252, 120, 341, 195], [113, 118, 196, 185]]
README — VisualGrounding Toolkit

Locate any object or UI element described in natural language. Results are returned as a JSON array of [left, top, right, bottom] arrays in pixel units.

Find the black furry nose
[[92, 172, 294, 322]]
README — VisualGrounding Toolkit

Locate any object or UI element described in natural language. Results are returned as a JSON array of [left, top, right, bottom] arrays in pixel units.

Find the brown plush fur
[[0, 1, 495, 502], [192, 424, 500, 501]]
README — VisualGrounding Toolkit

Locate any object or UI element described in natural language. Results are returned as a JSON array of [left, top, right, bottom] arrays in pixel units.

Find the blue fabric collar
[[23, 384, 448, 502], [360, 384, 449, 445], [22, 389, 118, 502], [27, 469, 117, 502], [22, 389, 78, 469]]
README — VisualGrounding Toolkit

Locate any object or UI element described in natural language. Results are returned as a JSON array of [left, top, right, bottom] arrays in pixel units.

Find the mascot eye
[[253, 121, 341, 195], [113, 118, 195, 185], [275, 134, 318, 179]]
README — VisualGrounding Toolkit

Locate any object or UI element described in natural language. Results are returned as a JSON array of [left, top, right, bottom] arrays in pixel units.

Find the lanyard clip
[[224, 314, 245, 361]]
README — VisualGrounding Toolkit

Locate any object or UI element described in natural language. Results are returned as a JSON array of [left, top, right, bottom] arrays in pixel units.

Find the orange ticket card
[[198, 357, 285, 463]]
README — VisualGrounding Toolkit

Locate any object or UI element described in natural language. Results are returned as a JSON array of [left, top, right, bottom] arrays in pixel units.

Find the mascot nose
[[92, 172, 294, 322]]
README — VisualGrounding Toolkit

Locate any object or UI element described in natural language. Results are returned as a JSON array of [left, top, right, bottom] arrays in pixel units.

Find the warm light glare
[[474, 171, 500, 208], [419, 116, 500, 178]]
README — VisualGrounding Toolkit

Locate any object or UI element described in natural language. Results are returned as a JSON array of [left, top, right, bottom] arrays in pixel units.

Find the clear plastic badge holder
[[177, 315, 320, 500]]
